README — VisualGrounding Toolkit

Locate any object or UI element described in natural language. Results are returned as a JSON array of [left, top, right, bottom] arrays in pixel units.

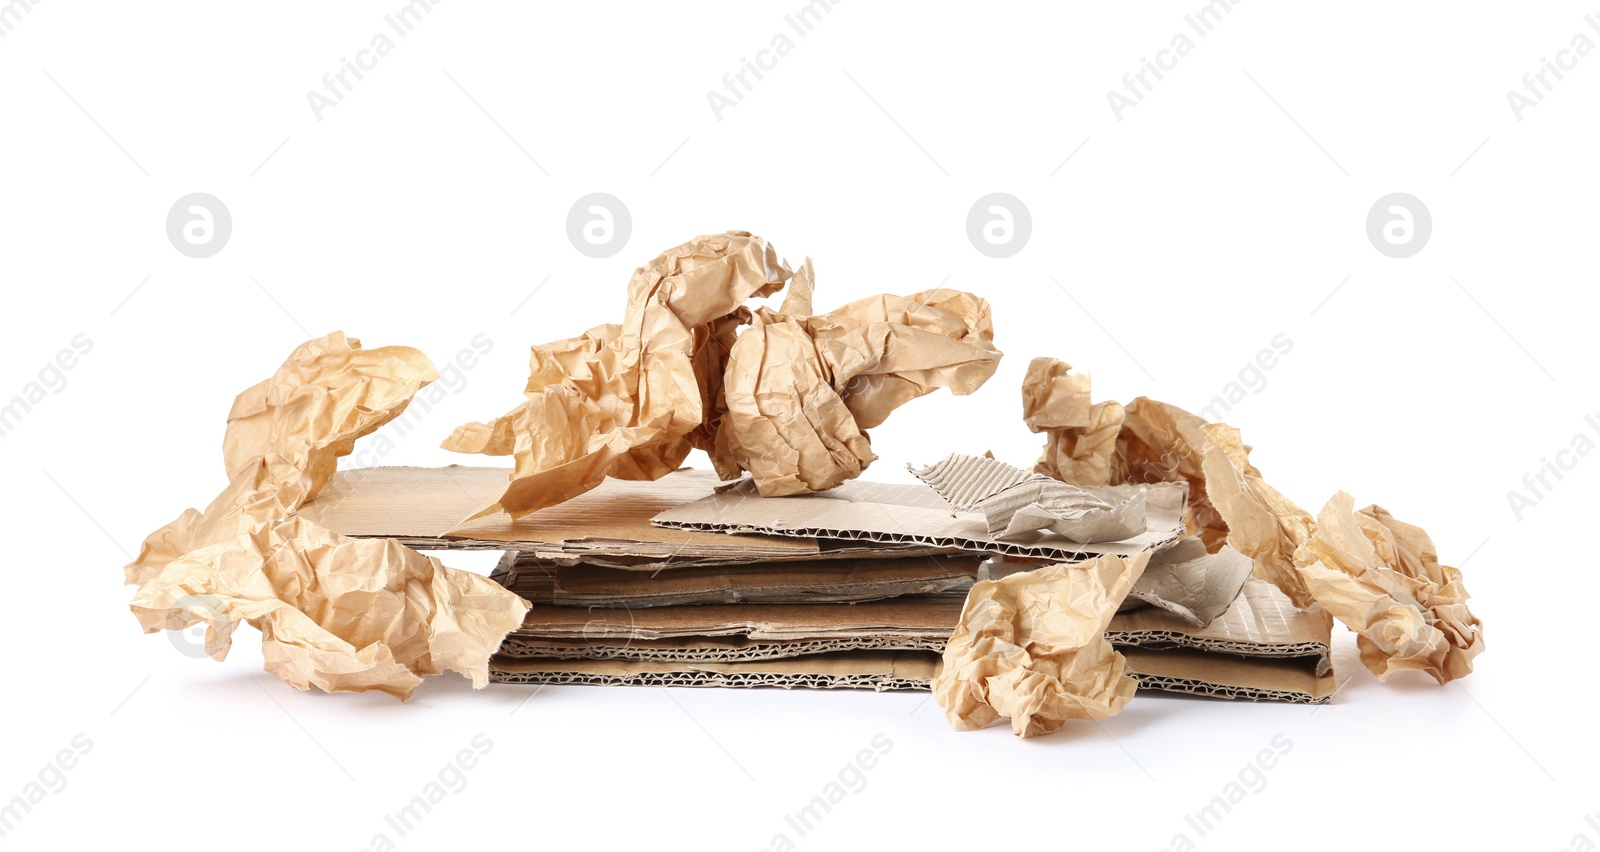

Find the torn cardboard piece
[[443, 231, 1002, 519], [1119, 537, 1254, 627], [491, 551, 979, 607], [651, 476, 1187, 562], [909, 453, 1147, 543], [932, 552, 1152, 737], [124, 333, 530, 700], [300, 466, 962, 568]]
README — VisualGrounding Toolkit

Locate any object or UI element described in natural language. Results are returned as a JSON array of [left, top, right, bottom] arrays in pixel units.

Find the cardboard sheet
[[651, 477, 1187, 561], [124, 333, 530, 700], [491, 652, 939, 691], [441, 231, 1002, 519], [499, 634, 950, 663], [513, 597, 966, 643], [299, 466, 959, 567], [491, 551, 979, 607], [490, 647, 1332, 704], [492, 578, 1334, 703]]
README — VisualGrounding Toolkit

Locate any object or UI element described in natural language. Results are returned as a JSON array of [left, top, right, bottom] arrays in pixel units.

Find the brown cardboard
[[513, 597, 966, 642], [490, 550, 980, 607], [491, 652, 940, 691], [651, 477, 1188, 561], [298, 466, 961, 567], [1108, 579, 1334, 670], [488, 646, 1332, 703], [499, 634, 949, 663], [492, 579, 1335, 703]]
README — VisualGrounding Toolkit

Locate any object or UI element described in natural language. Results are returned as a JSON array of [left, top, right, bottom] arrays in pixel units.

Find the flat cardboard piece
[[491, 551, 979, 607], [651, 478, 1187, 561], [298, 466, 959, 567], [514, 597, 966, 642]]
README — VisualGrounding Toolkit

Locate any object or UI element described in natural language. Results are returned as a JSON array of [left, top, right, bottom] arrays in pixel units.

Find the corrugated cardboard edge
[[490, 651, 936, 692], [498, 635, 947, 663], [488, 650, 1333, 704]]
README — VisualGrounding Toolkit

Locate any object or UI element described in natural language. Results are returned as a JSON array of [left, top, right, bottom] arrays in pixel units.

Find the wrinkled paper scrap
[[1021, 357, 1484, 685], [1023, 358, 1236, 550], [125, 332, 530, 700], [444, 231, 1002, 519], [932, 551, 1151, 737], [909, 453, 1147, 543], [1295, 493, 1485, 683]]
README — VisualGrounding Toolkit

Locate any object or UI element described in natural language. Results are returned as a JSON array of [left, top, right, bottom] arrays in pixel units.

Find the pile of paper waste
[[124, 232, 1483, 737]]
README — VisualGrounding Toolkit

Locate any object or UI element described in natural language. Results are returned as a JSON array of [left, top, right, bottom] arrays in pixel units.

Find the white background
[[1, 1, 1595, 849]]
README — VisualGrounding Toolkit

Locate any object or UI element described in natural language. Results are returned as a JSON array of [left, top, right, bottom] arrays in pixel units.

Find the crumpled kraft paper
[[1294, 493, 1485, 683], [932, 551, 1151, 737], [908, 453, 1147, 543], [1022, 358, 1485, 685], [1023, 358, 1237, 550], [124, 332, 531, 700], [1198, 424, 1318, 608], [444, 231, 1002, 518]]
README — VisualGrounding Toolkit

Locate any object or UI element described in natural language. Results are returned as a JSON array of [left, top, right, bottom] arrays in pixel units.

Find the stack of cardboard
[[300, 464, 1338, 704]]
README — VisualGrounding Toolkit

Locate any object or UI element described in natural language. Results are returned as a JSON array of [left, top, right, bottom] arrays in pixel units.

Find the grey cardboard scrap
[[908, 453, 1149, 543]]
